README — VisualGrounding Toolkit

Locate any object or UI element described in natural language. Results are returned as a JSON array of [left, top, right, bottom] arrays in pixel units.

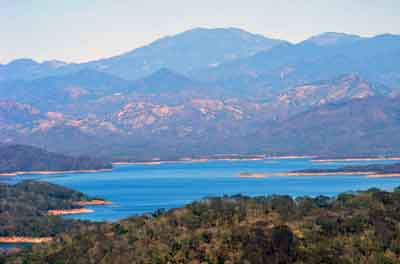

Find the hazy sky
[[1, 0, 399, 63]]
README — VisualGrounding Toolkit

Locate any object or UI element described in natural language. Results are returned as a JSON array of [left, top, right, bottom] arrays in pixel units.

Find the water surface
[[0, 243, 31, 250], [3, 158, 400, 222]]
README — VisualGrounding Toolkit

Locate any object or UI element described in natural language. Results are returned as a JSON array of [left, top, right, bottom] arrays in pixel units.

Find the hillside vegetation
[[0, 144, 111, 174], [7, 187, 400, 263], [0, 181, 96, 238]]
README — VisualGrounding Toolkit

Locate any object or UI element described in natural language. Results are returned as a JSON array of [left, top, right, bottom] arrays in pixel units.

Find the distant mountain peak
[[87, 27, 287, 80], [303, 32, 363, 46], [140, 67, 194, 85], [183, 27, 261, 35], [134, 68, 195, 93], [6, 58, 39, 67], [41, 60, 68, 69], [337, 73, 363, 82]]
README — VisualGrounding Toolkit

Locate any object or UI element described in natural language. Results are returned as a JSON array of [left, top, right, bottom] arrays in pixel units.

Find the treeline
[[7, 186, 400, 263], [0, 144, 112, 174], [0, 181, 94, 237]]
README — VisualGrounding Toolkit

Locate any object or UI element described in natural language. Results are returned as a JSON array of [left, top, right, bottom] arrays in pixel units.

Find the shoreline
[[73, 199, 112, 206], [312, 157, 400, 163], [367, 173, 400, 178], [111, 155, 313, 165], [48, 208, 94, 216], [48, 199, 111, 216], [0, 168, 112, 177], [113, 159, 211, 165], [116, 154, 400, 165], [0, 236, 52, 244], [239, 171, 400, 179], [238, 171, 375, 178], [265, 155, 316, 160]]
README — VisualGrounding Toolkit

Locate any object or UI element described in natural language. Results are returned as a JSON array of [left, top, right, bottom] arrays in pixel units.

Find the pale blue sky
[[1, 0, 399, 63]]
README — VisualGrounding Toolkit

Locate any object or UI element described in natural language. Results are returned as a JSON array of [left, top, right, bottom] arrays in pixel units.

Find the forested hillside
[[7, 187, 400, 263], [0, 145, 111, 174], [0, 181, 95, 237]]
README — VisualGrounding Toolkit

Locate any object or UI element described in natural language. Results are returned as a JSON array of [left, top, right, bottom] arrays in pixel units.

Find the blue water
[[2, 158, 400, 222], [0, 243, 32, 250]]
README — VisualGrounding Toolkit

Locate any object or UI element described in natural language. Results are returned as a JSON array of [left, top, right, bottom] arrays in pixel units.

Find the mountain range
[[1, 28, 399, 160], [0, 28, 285, 81]]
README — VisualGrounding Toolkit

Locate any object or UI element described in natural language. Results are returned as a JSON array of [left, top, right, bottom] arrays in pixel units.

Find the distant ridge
[[1, 29, 397, 84], [133, 68, 197, 93], [0, 27, 287, 81], [0, 144, 111, 174], [84, 27, 287, 79], [302, 32, 363, 46], [1, 28, 400, 160]]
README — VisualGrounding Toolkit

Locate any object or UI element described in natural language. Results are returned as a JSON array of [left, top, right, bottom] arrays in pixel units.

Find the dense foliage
[[7, 187, 400, 263], [0, 144, 111, 174], [0, 181, 93, 237]]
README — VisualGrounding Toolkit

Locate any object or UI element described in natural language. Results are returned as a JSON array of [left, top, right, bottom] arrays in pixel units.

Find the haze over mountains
[[1, 27, 399, 160], [0, 28, 286, 81]]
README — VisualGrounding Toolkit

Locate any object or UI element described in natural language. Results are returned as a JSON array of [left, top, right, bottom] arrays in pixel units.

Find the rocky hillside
[[1, 73, 396, 160], [1, 29, 399, 160], [253, 96, 400, 156]]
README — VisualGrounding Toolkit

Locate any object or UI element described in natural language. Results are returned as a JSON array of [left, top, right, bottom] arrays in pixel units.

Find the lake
[[0, 243, 32, 250], [3, 158, 400, 222]]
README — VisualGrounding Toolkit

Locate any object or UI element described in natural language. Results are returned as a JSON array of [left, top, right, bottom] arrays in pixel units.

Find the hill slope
[[192, 33, 400, 87], [0, 180, 92, 237], [254, 96, 400, 156], [1, 75, 398, 160], [7, 187, 400, 263], [0, 145, 111, 174], [83, 27, 287, 80]]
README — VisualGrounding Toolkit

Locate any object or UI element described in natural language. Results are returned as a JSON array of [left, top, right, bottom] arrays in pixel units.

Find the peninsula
[[0, 180, 110, 244], [239, 163, 400, 178], [0, 144, 112, 176]]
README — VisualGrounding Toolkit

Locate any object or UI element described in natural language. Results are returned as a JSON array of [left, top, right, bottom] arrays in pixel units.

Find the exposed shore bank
[[48, 208, 94, 216], [48, 199, 112, 216], [312, 157, 400, 163], [367, 173, 400, 178], [0, 237, 52, 244], [73, 199, 112, 206], [0, 168, 112, 177], [239, 171, 374, 178], [239, 172, 400, 179], [112, 154, 312, 165]]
